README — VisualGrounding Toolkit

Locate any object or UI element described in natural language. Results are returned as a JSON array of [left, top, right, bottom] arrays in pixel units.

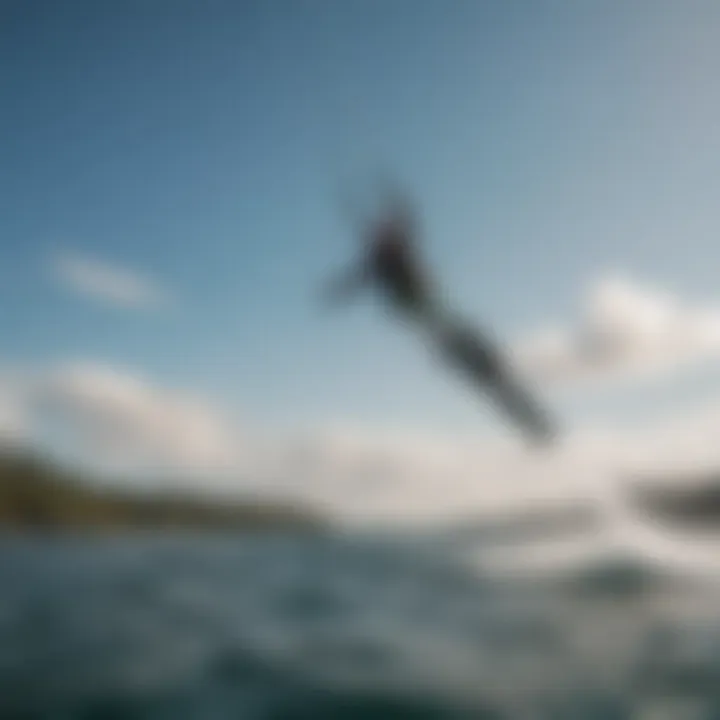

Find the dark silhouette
[[631, 470, 720, 528], [323, 190, 558, 447]]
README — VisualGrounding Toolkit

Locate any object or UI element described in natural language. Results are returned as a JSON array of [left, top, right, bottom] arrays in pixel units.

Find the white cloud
[[513, 274, 720, 388], [52, 252, 168, 310], [34, 362, 240, 479]]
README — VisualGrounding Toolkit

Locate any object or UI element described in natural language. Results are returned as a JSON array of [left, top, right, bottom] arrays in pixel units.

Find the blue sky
[[5, 0, 720, 448]]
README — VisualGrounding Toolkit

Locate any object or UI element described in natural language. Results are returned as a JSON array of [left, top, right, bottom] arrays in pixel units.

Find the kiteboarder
[[322, 190, 558, 447]]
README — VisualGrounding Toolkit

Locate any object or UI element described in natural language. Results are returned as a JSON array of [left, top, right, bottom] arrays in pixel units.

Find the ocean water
[[1, 525, 720, 719]]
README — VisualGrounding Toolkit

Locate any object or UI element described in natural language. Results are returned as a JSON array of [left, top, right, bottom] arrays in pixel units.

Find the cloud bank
[[5, 355, 720, 526]]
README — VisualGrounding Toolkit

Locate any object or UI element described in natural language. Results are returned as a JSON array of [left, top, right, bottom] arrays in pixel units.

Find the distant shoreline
[[0, 450, 328, 534]]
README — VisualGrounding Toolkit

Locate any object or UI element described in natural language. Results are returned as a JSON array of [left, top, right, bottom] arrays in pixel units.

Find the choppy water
[[1, 527, 720, 719]]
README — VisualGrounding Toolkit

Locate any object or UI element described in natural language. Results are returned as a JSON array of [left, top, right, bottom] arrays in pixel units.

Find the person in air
[[322, 191, 559, 447], [323, 193, 438, 322]]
